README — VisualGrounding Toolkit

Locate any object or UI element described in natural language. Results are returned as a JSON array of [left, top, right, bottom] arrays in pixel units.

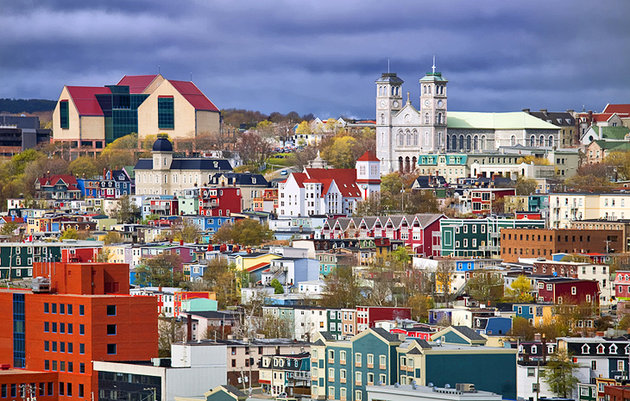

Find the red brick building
[[0, 262, 158, 401], [355, 306, 411, 332], [604, 385, 630, 401], [0, 368, 58, 401]]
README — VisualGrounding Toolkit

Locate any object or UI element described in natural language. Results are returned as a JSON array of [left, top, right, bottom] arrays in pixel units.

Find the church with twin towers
[[375, 62, 561, 175]]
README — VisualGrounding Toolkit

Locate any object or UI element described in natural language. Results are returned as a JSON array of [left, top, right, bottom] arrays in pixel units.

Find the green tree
[[270, 278, 284, 294], [295, 120, 312, 137], [113, 195, 140, 224], [321, 135, 358, 168], [506, 275, 534, 302], [619, 314, 630, 330], [353, 194, 384, 216], [435, 260, 455, 305], [213, 219, 274, 246], [465, 271, 504, 305], [69, 156, 100, 178], [171, 219, 201, 243], [60, 228, 80, 240], [380, 173, 405, 211], [0, 222, 19, 237], [319, 265, 364, 308], [515, 176, 538, 195], [404, 190, 439, 214], [103, 231, 123, 245], [134, 253, 183, 287], [98, 133, 139, 169], [542, 349, 579, 398], [202, 259, 240, 308]]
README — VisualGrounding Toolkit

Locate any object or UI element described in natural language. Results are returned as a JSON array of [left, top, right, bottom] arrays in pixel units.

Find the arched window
[[406, 131, 412, 146], [437, 113, 443, 124], [413, 130, 418, 146], [438, 132, 443, 147], [451, 135, 457, 151], [428, 86, 431, 94], [530, 135, 536, 146], [481, 135, 486, 150], [466, 135, 472, 151], [473, 135, 479, 151], [380, 113, 385, 124], [424, 113, 430, 124], [405, 157, 411, 173], [398, 157, 404, 173], [459, 135, 464, 150], [423, 85, 427, 94], [412, 156, 417, 169], [398, 131, 404, 146], [548, 136, 554, 147], [510, 135, 516, 146], [424, 131, 429, 147], [539, 135, 545, 146]]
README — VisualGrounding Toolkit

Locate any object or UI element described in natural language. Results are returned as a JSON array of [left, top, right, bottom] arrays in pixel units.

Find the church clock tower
[[375, 72, 403, 173], [419, 59, 448, 152]]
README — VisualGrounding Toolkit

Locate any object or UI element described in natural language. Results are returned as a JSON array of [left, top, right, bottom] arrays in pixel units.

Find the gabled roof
[[592, 113, 616, 123], [603, 104, 630, 115], [65, 86, 111, 116], [527, 110, 575, 127], [37, 175, 80, 190], [291, 172, 308, 188], [600, 126, 630, 140], [452, 325, 487, 341], [117, 75, 161, 94], [170, 80, 219, 112], [357, 150, 379, 162], [372, 327, 401, 342]]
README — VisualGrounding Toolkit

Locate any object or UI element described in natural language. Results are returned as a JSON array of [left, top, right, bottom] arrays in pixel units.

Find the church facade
[[375, 67, 560, 174]]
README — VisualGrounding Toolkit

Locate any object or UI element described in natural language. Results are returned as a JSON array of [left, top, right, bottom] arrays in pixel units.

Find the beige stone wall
[[142, 75, 166, 94], [80, 116, 105, 140], [135, 169, 211, 196], [195, 110, 221, 137], [137, 80, 196, 140]]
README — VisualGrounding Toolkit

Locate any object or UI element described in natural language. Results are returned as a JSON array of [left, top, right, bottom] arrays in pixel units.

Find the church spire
[[406, 91, 411, 104]]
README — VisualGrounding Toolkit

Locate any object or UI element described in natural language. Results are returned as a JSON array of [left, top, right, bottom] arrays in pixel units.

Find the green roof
[[447, 111, 558, 130], [419, 72, 447, 82], [593, 140, 630, 151], [599, 126, 630, 140]]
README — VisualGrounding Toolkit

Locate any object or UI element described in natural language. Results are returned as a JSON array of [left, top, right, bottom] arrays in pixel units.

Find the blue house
[[473, 316, 512, 336], [185, 215, 234, 233]]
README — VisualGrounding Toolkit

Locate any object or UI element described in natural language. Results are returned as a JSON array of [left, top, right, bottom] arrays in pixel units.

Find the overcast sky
[[1, 0, 629, 118]]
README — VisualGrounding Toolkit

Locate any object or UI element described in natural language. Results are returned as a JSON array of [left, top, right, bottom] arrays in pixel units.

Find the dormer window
[[610, 344, 618, 354], [597, 344, 605, 354], [582, 344, 590, 354]]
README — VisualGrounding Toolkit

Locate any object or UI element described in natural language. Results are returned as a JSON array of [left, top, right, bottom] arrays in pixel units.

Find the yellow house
[[232, 253, 281, 271]]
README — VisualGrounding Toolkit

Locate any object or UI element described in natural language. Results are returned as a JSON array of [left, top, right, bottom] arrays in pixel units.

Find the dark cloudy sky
[[2, 0, 629, 118]]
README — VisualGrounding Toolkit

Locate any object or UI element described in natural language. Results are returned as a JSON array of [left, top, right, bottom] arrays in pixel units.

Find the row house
[[209, 172, 269, 211], [34, 175, 82, 205], [321, 214, 443, 256], [142, 195, 179, 218], [183, 215, 235, 234], [440, 217, 545, 258], [278, 151, 380, 218], [500, 228, 623, 263], [559, 337, 630, 387], [253, 188, 279, 214], [259, 352, 311, 397], [532, 260, 613, 306], [614, 271, 630, 301], [534, 277, 600, 308], [456, 187, 516, 215], [198, 187, 242, 217]]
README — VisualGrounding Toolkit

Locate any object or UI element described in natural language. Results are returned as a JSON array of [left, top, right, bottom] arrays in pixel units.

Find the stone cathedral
[[375, 65, 448, 174]]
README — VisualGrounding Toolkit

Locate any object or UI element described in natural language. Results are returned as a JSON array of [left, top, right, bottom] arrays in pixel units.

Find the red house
[[356, 306, 411, 332], [535, 277, 600, 305], [389, 326, 435, 340], [614, 270, 630, 301], [198, 187, 242, 217], [61, 246, 101, 263]]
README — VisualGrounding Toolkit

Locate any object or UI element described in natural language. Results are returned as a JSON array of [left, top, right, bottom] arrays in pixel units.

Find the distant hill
[[0, 98, 56, 114]]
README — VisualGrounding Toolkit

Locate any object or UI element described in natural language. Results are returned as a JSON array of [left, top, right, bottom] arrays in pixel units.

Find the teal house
[[311, 328, 401, 401], [440, 217, 545, 258], [175, 385, 247, 401]]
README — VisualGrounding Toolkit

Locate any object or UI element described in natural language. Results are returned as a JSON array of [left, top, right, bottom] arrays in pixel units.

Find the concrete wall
[[137, 80, 196, 140]]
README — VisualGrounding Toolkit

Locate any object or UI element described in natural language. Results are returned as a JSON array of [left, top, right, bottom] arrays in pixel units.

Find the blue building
[[473, 316, 512, 336], [184, 215, 235, 234]]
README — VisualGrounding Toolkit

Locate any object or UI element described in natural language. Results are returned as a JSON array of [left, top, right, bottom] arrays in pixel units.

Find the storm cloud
[[1, 0, 629, 117]]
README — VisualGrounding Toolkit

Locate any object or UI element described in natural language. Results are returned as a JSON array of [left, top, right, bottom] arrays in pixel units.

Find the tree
[[517, 155, 550, 165], [213, 219, 274, 246], [491, 197, 505, 214], [407, 293, 434, 322], [202, 259, 240, 308], [619, 314, 630, 330], [60, 228, 80, 240], [270, 278, 284, 294], [295, 121, 312, 137], [435, 260, 455, 305], [236, 132, 271, 166], [254, 120, 275, 138], [0, 222, 19, 237], [321, 135, 357, 168], [69, 156, 99, 178], [103, 231, 123, 245], [605, 151, 630, 180], [259, 313, 293, 338], [565, 163, 613, 192], [113, 195, 140, 224], [515, 176, 538, 196], [380, 173, 405, 211], [509, 316, 535, 340], [506, 275, 534, 302], [319, 265, 364, 308], [353, 194, 384, 216], [134, 253, 183, 287], [98, 133, 138, 169], [171, 219, 201, 243], [542, 349, 579, 398], [404, 190, 440, 214], [465, 271, 504, 305], [158, 316, 185, 357]]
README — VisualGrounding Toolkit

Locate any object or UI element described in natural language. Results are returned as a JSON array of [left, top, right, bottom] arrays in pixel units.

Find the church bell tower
[[375, 72, 403, 173]]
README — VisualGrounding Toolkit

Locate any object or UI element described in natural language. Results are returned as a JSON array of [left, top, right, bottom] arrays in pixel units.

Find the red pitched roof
[[247, 262, 271, 272], [1, 216, 24, 224], [66, 86, 110, 116], [357, 150, 379, 162], [37, 175, 79, 190], [304, 168, 362, 198], [169, 80, 219, 112], [117, 75, 160, 94], [291, 173, 308, 188], [603, 104, 630, 115], [592, 113, 615, 122]]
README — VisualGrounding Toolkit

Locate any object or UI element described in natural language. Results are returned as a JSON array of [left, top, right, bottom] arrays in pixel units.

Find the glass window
[[60, 100, 69, 129], [106, 305, 116, 316], [107, 344, 117, 355], [107, 324, 117, 335], [67, 304, 73, 315], [158, 97, 175, 129], [44, 303, 49, 313], [79, 305, 85, 315]]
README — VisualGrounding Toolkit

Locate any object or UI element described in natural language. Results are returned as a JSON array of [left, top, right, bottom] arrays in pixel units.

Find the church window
[[539, 135, 544, 146], [424, 131, 429, 147], [437, 113, 443, 124], [413, 131, 418, 146], [466, 135, 472, 151], [424, 113, 430, 124], [458, 135, 464, 150], [451, 135, 457, 151], [412, 156, 417, 168], [398, 133, 403, 146], [473, 136, 479, 151], [510, 135, 516, 146], [548, 136, 554, 147], [481, 135, 486, 150], [380, 113, 385, 124], [438, 132, 443, 147], [529, 135, 536, 146], [406, 131, 411, 146], [423, 85, 427, 94], [428, 86, 431, 94]]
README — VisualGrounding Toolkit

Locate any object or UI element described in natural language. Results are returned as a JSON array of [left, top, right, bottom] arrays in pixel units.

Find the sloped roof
[[372, 327, 400, 342], [593, 140, 630, 151], [134, 158, 232, 171], [452, 325, 486, 342], [527, 110, 575, 127], [600, 126, 630, 140], [592, 113, 615, 122], [66, 86, 110, 116], [291, 172, 308, 188], [170, 80, 219, 112], [117, 75, 160, 94], [603, 104, 630, 115], [37, 175, 79, 190], [247, 262, 270, 272], [448, 111, 558, 130], [305, 168, 362, 198], [357, 150, 379, 162]]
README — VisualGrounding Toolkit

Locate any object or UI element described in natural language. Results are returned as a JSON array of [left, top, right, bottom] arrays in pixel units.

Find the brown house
[[500, 228, 623, 263]]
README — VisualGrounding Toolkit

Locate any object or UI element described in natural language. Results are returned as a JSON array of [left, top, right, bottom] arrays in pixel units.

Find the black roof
[[372, 327, 400, 342], [187, 310, 239, 320], [134, 158, 233, 171], [221, 384, 247, 399], [211, 172, 269, 187], [152, 137, 173, 152], [319, 332, 336, 341], [452, 326, 486, 342], [413, 339, 432, 349], [526, 110, 575, 127]]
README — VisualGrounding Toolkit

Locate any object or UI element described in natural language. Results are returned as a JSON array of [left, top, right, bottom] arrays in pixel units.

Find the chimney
[[522, 108, 530, 113], [534, 333, 542, 341], [539, 109, 548, 115]]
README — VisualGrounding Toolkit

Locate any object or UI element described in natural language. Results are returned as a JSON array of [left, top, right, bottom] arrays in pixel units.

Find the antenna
[[432, 56, 436, 74]]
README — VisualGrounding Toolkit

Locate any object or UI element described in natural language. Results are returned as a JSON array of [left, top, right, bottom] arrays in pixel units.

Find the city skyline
[[1, 0, 629, 118]]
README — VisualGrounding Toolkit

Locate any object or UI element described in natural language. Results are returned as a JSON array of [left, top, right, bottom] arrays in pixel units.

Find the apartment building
[[549, 193, 630, 228]]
